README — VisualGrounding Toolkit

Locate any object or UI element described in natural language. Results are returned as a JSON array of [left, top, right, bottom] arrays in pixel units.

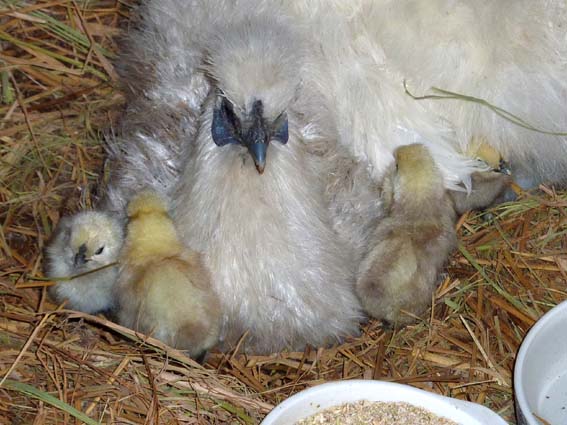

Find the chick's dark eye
[[94, 246, 105, 255]]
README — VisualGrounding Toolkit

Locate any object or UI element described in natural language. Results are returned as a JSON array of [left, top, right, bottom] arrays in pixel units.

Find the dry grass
[[1, 1, 566, 424]]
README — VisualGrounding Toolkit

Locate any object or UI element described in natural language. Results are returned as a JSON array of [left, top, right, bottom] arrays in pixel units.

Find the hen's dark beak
[[74, 243, 88, 267], [249, 142, 267, 174], [244, 100, 269, 174]]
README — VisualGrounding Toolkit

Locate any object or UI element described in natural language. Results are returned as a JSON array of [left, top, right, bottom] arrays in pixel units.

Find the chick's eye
[[94, 246, 105, 255]]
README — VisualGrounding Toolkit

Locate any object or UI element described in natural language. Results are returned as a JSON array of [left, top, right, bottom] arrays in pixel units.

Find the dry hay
[[1, 1, 566, 424]]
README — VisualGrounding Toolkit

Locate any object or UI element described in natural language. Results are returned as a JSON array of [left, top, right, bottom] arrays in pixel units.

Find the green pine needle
[[1, 380, 101, 425], [404, 81, 567, 137]]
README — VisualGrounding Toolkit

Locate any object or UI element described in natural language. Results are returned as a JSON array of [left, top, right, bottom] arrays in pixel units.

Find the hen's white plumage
[[98, 0, 567, 352], [294, 0, 567, 189]]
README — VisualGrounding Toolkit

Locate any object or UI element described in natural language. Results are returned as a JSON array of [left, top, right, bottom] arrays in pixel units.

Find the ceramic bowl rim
[[260, 379, 507, 425], [513, 300, 567, 425]]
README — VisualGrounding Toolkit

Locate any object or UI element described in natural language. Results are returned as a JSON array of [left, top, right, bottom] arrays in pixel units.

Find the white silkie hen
[[45, 211, 123, 314], [101, 1, 366, 354], [95, 0, 566, 352]]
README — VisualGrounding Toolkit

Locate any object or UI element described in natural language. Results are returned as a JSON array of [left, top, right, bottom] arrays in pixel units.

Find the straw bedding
[[1, 1, 566, 423]]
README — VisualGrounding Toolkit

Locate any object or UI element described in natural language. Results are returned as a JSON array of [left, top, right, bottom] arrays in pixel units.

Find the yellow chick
[[116, 190, 221, 358], [356, 144, 457, 326], [466, 136, 503, 170], [450, 137, 513, 214]]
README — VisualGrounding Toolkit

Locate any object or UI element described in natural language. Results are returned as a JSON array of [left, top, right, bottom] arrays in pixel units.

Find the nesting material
[[295, 400, 458, 425]]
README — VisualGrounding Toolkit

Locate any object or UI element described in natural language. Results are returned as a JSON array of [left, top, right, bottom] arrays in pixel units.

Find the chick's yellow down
[[117, 191, 221, 358], [356, 144, 457, 326]]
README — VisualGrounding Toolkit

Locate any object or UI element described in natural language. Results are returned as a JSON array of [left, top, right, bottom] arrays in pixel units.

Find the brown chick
[[356, 144, 457, 326], [116, 190, 221, 358]]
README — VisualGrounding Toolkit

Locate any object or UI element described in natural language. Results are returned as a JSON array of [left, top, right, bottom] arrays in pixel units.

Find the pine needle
[[404, 81, 567, 136], [1, 380, 101, 425]]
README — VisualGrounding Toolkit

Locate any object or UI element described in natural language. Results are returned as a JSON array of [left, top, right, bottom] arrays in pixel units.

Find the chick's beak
[[74, 243, 88, 267]]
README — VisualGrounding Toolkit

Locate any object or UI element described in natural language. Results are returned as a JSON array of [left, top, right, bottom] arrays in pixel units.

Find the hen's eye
[[94, 246, 105, 255]]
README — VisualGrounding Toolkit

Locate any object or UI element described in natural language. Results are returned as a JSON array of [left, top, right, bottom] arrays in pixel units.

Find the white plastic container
[[261, 380, 507, 425], [514, 300, 567, 425]]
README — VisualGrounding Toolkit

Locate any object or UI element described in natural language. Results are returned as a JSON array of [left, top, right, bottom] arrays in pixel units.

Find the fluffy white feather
[[293, 0, 567, 187]]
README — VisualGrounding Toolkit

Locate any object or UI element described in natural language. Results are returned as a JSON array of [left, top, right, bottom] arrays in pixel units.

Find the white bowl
[[261, 380, 507, 425], [514, 300, 567, 425]]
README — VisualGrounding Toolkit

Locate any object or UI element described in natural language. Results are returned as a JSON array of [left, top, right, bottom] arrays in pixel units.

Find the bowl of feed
[[514, 300, 567, 425], [261, 380, 507, 425]]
